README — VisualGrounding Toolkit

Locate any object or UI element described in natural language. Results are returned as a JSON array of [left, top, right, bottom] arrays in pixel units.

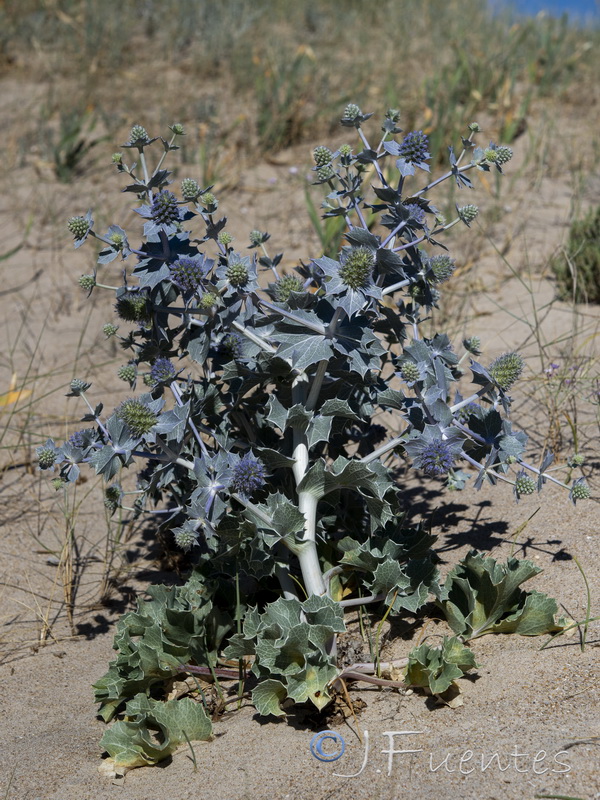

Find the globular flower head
[[229, 453, 266, 498], [116, 398, 158, 437], [468, 121, 482, 132], [181, 178, 201, 201], [514, 470, 536, 499], [199, 291, 219, 310], [67, 211, 93, 247], [316, 164, 335, 182], [249, 230, 269, 248], [568, 453, 585, 468], [339, 144, 352, 158], [399, 361, 421, 385], [103, 322, 119, 337], [118, 363, 137, 384], [404, 203, 426, 225], [200, 192, 218, 211], [398, 131, 430, 164], [222, 334, 244, 360], [149, 190, 180, 226], [463, 336, 482, 356], [37, 439, 60, 470], [69, 378, 91, 396], [150, 357, 177, 385], [427, 254, 455, 284], [127, 125, 150, 147], [484, 147, 498, 163], [569, 477, 591, 504], [115, 291, 150, 324], [218, 231, 233, 247], [169, 255, 209, 294], [339, 247, 375, 290], [78, 274, 96, 292], [495, 145, 513, 165], [488, 352, 524, 391], [419, 439, 455, 476], [173, 523, 200, 553], [104, 484, 122, 513], [458, 204, 479, 225], [313, 146, 333, 167], [226, 257, 250, 288], [111, 152, 123, 164], [274, 274, 304, 303], [341, 103, 362, 123], [169, 123, 185, 136]]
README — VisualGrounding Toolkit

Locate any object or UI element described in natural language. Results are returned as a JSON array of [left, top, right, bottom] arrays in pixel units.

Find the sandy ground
[[0, 81, 598, 800]]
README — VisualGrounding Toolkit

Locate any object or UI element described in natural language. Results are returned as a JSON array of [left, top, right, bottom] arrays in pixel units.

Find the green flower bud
[[37, 444, 58, 470], [226, 260, 249, 288], [116, 398, 158, 437], [313, 146, 333, 167], [249, 230, 264, 247], [317, 164, 335, 182], [274, 275, 304, 303], [170, 123, 185, 136], [468, 122, 481, 132], [339, 144, 352, 157], [51, 477, 66, 491], [495, 145, 513, 165], [69, 378, 91, 396], [484, 147, 498, 163], [463, 336, 482, 356], [78, 274, 96, 291], [103, 323, 119, 337], [173, 524, 199, 552], [181, 178, 201, 200], [111, 152, 123, 164], [115, 291, 150, 323], [400, 362, 420, 383], [570, 478, 591, 503], [199, 291, 219, 309], [218, 231, 233, 246], [200, 192, 217, 209], [342, 103, 361, 121], [339, 247, 375, 290], [568, 453, 585, 467], [104, 484, 122, 513], [515, 472, 536, 496], [488, 352, 524, 391], [67, 216, 90, 240], [428, 254, 455, 284], [118, 364, 137, 384], [458, 204, 479, 225], [109, 231, 125, 248], [128, 125, 150, 146]]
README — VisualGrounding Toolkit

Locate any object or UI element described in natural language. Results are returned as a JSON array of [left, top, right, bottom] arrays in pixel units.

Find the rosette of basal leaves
[[437, 550, 566, 640], [100, 693, 212, 771], [94, 571, 232, 723], [404, 636, 479, 696], [224, 595, 345, 714]]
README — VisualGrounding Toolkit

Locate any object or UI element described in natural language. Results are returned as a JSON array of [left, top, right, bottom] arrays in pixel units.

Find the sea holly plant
[[45, 110, 590, 770]]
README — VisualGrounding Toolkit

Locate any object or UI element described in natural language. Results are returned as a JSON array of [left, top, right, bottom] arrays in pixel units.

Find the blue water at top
[[490, 0, 599, 25]]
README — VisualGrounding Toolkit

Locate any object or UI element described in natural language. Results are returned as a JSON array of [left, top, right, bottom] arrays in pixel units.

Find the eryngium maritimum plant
[[48, 114, 588, 772]]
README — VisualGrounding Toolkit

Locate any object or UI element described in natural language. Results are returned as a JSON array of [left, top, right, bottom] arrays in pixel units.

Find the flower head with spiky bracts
[[273, 274, 304, 303], [115, 290, 150, 324], [488, 352, 524, 391], [150, 358, 177, 386], [216, 253, 258, 297], [37, 439, 61, 470], [169, 254, 212, 294], [314, 246, 382, 317], [67, 210, 93, 249], [569, 477, 591, 505], [229, 453, 267, 498], [403, 425, 464, 478], [116, 398, 158, 437], [136, 190, 188, 236], [514, 470, 536, 501], [427, 254, 455, 284]]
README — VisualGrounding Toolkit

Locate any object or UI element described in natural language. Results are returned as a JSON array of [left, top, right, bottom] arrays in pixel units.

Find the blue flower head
[[229, 453, 266, 498]]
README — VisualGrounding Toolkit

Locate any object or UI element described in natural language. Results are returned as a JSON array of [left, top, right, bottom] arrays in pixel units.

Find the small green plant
[[49, 108, 590, 774], [551, 205, 600, 303]]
